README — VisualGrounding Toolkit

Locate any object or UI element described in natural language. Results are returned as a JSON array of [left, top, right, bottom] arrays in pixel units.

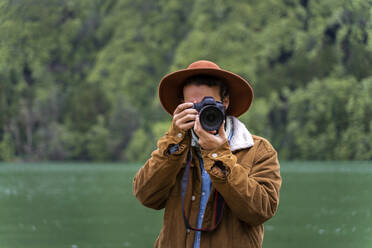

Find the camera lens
[[199, 106, 224, 131]]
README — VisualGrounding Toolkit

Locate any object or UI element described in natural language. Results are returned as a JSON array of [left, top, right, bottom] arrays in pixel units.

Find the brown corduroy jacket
[[133, 117, 281, 248]]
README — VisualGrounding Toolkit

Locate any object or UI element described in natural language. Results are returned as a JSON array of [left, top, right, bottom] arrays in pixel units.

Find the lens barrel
[[199, 106, 224, 131], [193, 96, 226, 131]]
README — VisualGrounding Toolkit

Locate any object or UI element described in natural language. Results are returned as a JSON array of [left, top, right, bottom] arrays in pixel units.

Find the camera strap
[[181, 149, 225, 232]]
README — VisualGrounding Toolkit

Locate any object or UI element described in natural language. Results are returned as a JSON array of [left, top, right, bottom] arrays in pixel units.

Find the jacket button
[[191, 195, 196, 201], [177, 133, 183, 138], [212, 153, 218, 158]]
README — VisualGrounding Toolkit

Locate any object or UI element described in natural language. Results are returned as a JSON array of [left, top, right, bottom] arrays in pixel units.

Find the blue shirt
[[193, 156, 211, 248]]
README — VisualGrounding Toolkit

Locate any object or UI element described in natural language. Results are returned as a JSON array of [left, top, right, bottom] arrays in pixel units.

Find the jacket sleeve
[[132, 123, 190, 210], [201, 138, 281, 226]]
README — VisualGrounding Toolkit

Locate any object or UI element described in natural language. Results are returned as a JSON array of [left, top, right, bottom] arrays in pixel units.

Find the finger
[[193, 115, 201, 132], [218, 121, 227, 139], [179, 121, 195, 130], [193, 115, 209, 138], [177, 112, 197, 125], [194, 116, 216, 149], [173, 108, 198, 121], [173, 102, 193, 115]]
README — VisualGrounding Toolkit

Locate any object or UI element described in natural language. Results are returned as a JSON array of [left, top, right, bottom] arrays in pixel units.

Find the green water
[[0, 162, 371, 248]]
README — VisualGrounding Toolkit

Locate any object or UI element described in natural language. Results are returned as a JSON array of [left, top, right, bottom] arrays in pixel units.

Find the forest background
[[0, 0, 371, 162]]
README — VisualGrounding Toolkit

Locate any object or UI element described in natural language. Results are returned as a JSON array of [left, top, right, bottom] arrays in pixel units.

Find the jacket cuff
[[166, 122, 187, 144], [157, 123, 190, 159], [201, 141, 237, 182]]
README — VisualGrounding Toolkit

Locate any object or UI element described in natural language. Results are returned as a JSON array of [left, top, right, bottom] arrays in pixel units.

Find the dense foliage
[[0, 0, 371, 161]]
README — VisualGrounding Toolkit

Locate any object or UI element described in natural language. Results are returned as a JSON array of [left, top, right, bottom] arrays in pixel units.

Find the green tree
[[284, 76, 372, 160], [0, 0, 371, 161]]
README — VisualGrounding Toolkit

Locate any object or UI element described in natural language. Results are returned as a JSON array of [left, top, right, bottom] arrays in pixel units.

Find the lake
[[0, 161, 371, 248]]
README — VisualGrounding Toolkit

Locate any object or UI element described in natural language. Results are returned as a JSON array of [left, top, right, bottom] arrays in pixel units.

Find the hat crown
[[187, 60, 220, 70]]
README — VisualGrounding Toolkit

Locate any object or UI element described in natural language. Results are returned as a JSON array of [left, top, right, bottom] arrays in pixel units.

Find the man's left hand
[[193, 115, 227, 150]]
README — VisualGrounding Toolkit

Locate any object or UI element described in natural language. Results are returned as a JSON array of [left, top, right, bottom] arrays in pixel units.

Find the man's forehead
[[183, 84, 221, 101]]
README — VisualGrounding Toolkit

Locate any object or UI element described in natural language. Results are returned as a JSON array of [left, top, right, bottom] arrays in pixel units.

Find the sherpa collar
[[229, 116, 254, 151]]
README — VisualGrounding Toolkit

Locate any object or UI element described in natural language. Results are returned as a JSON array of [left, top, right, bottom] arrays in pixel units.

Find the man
[[133, 60, 282, 248]]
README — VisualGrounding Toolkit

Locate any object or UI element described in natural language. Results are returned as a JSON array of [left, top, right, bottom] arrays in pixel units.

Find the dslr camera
[[193, 96, 226, 132]]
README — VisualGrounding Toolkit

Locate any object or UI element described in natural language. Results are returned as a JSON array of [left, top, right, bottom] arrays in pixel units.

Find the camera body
[[193, 96, 226, 131]]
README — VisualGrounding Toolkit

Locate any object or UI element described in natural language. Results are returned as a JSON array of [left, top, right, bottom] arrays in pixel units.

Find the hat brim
[[159, 68, 254, 117]]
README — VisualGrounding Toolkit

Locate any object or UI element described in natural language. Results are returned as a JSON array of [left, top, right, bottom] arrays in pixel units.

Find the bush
[[0, 133, 15, 161], [125, 120, 171, 162]]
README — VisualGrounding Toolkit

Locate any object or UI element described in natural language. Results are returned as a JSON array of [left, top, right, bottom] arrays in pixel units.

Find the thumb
[[219, 121, 227, 139]]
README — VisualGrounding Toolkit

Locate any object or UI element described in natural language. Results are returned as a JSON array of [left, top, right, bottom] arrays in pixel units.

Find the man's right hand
[[172, 102, 198, 131]]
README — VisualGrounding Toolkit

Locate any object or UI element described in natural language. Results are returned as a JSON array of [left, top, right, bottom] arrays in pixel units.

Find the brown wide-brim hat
[[159, 60, 254, 117]]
